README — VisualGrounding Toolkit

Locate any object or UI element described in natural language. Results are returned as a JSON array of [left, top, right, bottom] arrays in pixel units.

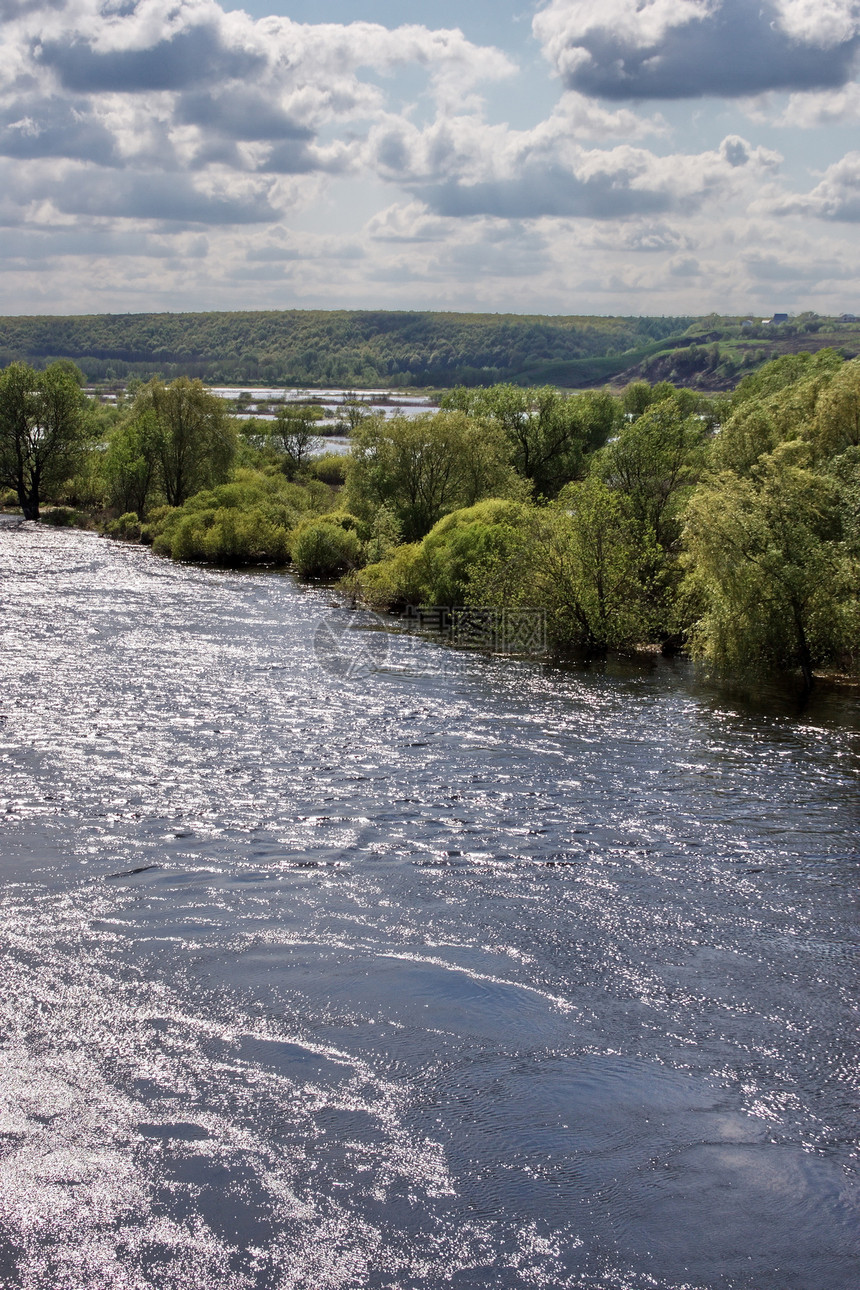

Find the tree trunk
[[793, 604, 815, 696]]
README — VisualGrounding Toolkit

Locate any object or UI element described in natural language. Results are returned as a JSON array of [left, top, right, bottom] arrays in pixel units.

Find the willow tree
[[347, 411, 523, 542], [683, 442, 855, 690], [131, 377, 236, 507], [0, 361, 93, 520], [441, 384, 604, 498]]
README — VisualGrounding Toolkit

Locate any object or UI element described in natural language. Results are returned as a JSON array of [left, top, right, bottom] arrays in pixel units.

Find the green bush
[[418, 499, 531, 605], [349, 499, 529, 609], [40, 506, 82, 527], [106, 511, 142, 540], [344, 542, 426, 608], [147, 470, 320, 564], [292, 515, 363, 578], [310, 452, 347, 485], [0, 488, 18, 509], [165, 505, 292, 565]]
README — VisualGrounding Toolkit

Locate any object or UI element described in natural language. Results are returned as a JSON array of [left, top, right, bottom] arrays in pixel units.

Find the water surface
[[0, 517, 858, 1289]]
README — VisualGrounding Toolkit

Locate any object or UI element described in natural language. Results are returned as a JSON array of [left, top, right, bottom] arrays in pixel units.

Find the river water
[[0, 517, 858, 1290]]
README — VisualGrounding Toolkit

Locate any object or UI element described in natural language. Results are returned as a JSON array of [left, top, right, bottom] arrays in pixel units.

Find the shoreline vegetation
[[1, 345, 858, 693]]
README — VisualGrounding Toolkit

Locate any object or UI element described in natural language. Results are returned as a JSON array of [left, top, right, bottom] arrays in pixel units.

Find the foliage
[[731, 349, 844, 407], [270, 404, 324, 478], [291, 513, 363, 579], [352, 489, 653, 655], [416, 499, 532, 606], [344, 542, 426, 610], [39, 505, 84, 527], [347, 410, 524, 542], [594, 398, 708, 552], [310, 452, 348, 485], [683, 442, 856, 687], [106, 511, 143, 541], [0, 361, 95, 519], [0, 310, 694, 389], [150, 470, 320, 565], [467, 482, 656, 654], [102, 410, 164, 517], [441, 385, 620, 497], [130, 377, 237, 507]]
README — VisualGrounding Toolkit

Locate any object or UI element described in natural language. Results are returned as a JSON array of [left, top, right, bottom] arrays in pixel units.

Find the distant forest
[[0, 310, 693, 388]]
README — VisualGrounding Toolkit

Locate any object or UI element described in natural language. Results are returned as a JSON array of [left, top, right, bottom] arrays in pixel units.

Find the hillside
[[0, 310, 691, 387], [1, 309, 859, 390], [619, 312, 860, 390]]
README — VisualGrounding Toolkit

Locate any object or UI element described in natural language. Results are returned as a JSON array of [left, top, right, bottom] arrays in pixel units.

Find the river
[[0, 516, 858, 1290]]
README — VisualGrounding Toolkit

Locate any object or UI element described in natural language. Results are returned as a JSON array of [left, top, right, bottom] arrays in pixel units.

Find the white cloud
[[774, 0, 860, 47], [0, 0, 857, 314], [771, 150, 860, 219], [772, 83, 860, 126], [533, 0, 860, 99]]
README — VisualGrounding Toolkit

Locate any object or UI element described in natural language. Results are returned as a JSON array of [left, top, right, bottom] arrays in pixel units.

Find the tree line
[[0, 310, 692, 388], [0, 351, 857, 689]]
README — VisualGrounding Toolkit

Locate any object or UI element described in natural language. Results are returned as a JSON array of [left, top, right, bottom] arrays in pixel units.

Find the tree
[[102, 410, 164, 517], [347, 411, 522, 542], [466, 480, 655, 655], [0, 362, 93, 519], [595, 398, 707, 552], [683, 442, 854, 690], [131, 377, 236, 507], [270, 404, 323, 478], [442, 385, 588, 497], [810, 359, 860, 457]]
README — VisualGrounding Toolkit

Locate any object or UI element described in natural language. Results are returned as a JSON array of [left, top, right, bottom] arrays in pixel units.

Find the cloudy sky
[[4, 0, 860, 316]]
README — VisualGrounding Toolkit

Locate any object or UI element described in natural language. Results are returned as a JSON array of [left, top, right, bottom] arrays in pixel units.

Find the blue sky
[[3, 0, 860, 316]]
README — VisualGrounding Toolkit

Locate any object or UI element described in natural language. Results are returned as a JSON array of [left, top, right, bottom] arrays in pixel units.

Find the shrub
[[292, 515, 363, 578], [40, 506, 82, 527], [347, 499, 529, 609], [310, 452, 347, 485], [106, 511, 142, 541], [166, 506, 292, 565], [147, 471, 317, 564], [418, 499, 531, 605], [344, 542, 425, 608]]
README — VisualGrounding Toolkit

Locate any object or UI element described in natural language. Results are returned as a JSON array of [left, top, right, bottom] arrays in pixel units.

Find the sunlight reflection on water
[[0, 517, 858, 1289]]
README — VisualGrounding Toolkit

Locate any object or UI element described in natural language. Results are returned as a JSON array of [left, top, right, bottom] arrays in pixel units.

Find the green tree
[[347, 411, 522, 542], [683, 442, 855, 690], [270, 404, 323, 478], [132, 377, 236, 507], [809, 359, 860, 457], [442, 385, 589, 497], [103, 410, 164, 517], [595, 398, 707, 552], [465, 481, 655, 655], [0, 361, 94, 519]]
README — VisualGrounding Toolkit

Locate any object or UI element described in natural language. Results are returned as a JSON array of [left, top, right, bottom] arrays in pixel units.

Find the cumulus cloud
[[533, 0, 860, 99], [0, 0, 516, 230], [0, 97, 117, 163], [772, 151, 860, 219], [368, 108, 780, 220], [15, 162, 279, 223], [0, 0, 854, 314], [744, 251, 844, 281], [770, 83, 860, 126], [38, 25, 264, 93], [366, 201, 451, 243]]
